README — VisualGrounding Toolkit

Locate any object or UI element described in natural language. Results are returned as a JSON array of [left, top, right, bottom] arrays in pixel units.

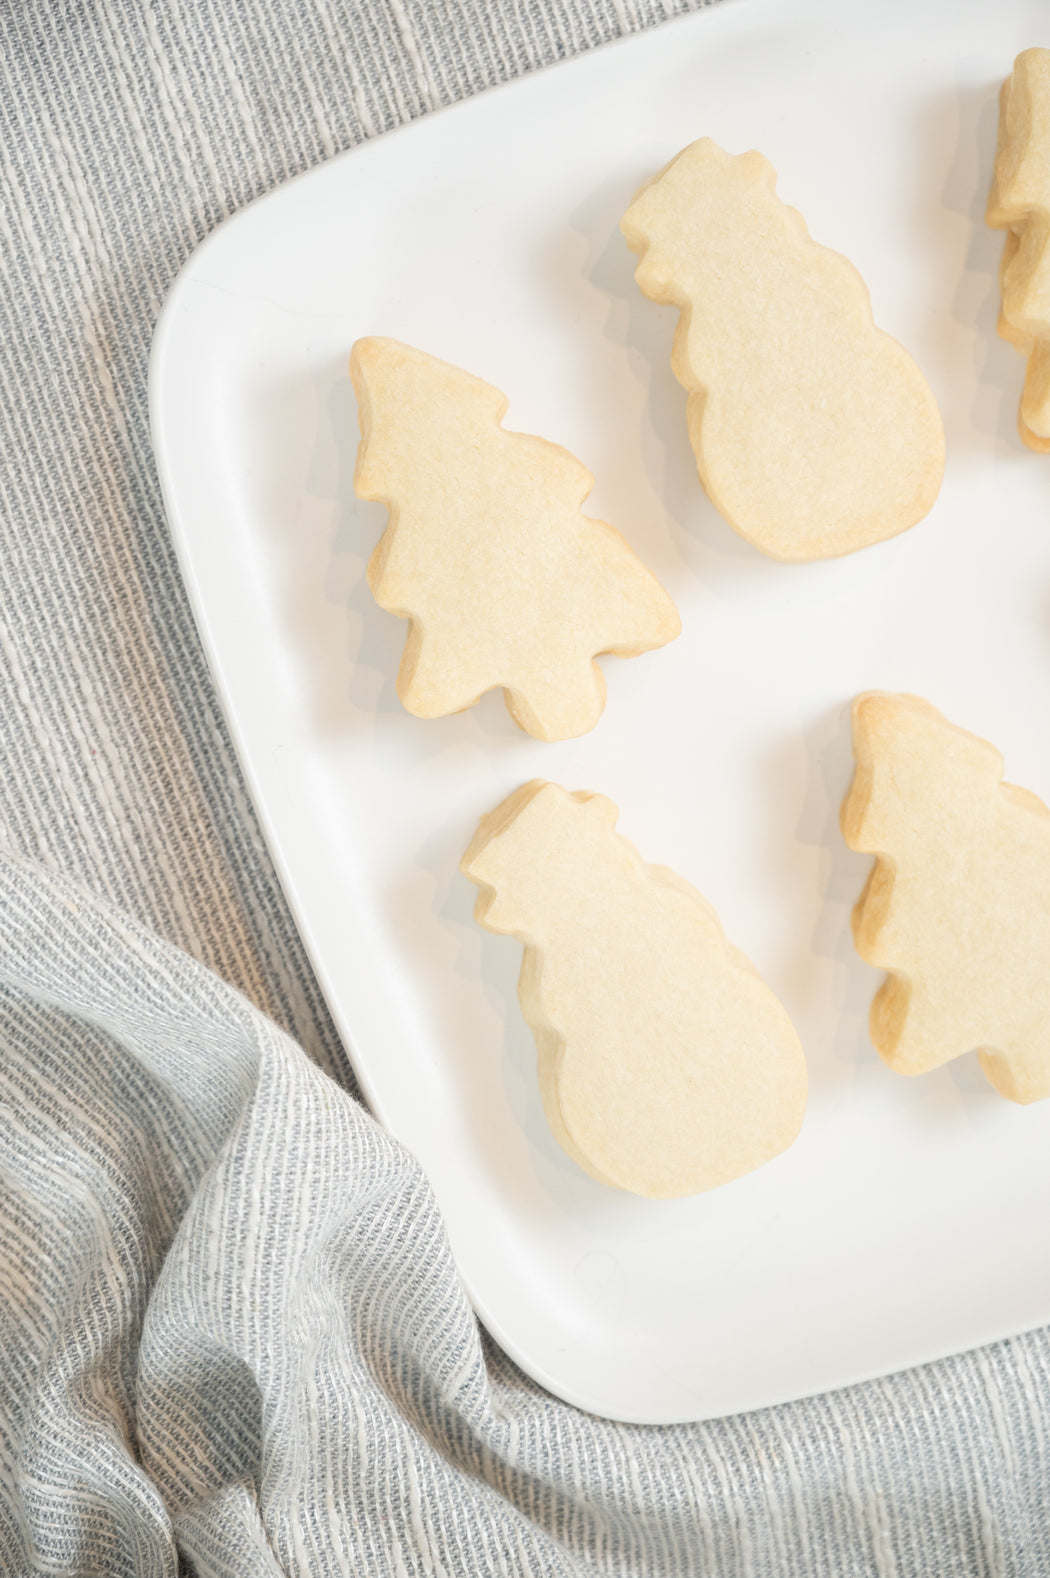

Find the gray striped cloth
[[0, 4, 1047, 1574]]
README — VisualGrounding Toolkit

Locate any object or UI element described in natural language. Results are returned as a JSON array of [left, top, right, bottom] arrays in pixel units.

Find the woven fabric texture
[[0, 3, 1048, 1575]]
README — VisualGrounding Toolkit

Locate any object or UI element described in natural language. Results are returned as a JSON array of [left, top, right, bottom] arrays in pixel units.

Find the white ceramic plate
[[150, 0, 1050, 1424]]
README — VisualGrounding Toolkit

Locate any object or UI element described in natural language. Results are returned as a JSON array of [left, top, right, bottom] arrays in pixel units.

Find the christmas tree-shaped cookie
[[987, 48, 1050, 451], [842, 692, 1050, 1103], [621, 139, 945, 561], [350, 339, 680, 742], [461, 781, 807, 1197]]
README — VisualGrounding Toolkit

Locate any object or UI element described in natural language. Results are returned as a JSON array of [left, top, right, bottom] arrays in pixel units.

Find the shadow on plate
[[930, 79, 1022, 453], [539, 162, 793, 600], [386, 807, 649, 1224], [249, 356, 532, 756]]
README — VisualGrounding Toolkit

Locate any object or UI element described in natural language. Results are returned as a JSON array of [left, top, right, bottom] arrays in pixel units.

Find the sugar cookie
[[461, 781, 807, 1196], [987, 48, 1050, 451], [621, 139, 945, 561], [350, 338, 680, 742], [842, 692, 1050, 1103]]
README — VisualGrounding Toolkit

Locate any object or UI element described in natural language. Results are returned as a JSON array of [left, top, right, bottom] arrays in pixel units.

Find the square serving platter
[[151, 0, 1050, 1423]]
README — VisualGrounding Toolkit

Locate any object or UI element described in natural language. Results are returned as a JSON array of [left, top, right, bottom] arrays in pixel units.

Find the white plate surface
[[150, 0, 1050, 1423]]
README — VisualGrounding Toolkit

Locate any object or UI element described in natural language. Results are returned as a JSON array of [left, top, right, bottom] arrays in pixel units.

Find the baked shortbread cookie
[[461, 780, 808, 1197], [621, 139, 945, 560], [842, 692, 1050, 1103], [350, 338, 680, 742], [987, 48, 1050, 451]]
